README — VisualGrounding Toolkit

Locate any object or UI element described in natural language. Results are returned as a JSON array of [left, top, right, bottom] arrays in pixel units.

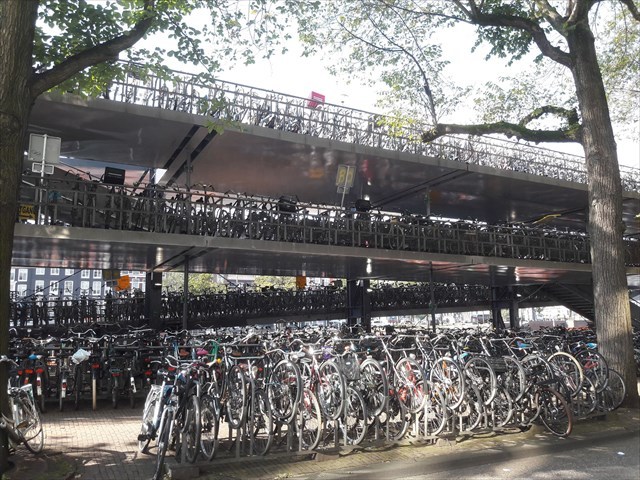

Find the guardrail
[[18, 175, 640, 267], [102, 62, 640, 192]]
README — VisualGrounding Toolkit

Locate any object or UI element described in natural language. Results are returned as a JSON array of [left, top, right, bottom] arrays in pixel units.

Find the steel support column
[[145, 272, 163, 329]]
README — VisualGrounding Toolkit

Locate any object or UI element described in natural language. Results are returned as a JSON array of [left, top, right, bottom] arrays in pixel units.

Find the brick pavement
[[3, 398, 639, 480]]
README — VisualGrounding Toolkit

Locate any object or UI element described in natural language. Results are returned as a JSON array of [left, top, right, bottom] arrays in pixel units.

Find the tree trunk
[[0, 1, 39, 473], [568, 17, 639, 407]]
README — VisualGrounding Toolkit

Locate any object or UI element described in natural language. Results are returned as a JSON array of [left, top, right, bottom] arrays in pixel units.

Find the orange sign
[[116, 275, 131, 291]]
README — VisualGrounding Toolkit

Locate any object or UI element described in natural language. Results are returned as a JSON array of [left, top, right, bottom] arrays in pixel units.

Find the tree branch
[[30, 0, 156, 97], [619, 0, 640, 21], [533, 0, 567, 33], [422, 120, 582, 144], [461, 6, 573, 67], [518, 105, 579, 127]]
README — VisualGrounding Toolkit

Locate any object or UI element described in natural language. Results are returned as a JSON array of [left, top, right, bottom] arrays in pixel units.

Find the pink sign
[[308, 91, 325, 108]]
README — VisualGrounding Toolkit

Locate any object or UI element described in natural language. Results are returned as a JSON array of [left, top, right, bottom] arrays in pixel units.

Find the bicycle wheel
[[359, 358, 388, 418], [74, 368, 82, 410], [547, 352, 584, 398], [382, 387, 410, 441], [419, 381, 448, 437], [248, 389, 273, 456], [268, 360, 302, 423], [395, 357, 427, 414], [490, 385, 514, 428], [199, 394, 219, 461], [178, 394, 201, 464], [226, 365, 247, 429], [342, 387, 367, 446], [463, 356, 497, 405], [576, 350, 609, 393], [429, 357, 465, 410], [154, 408, 174, 480], [538, 387, 573, 437], [17, 391, 44, 454], [572, 375, 597, 419], [599, 369, 626, 411], [139, 386, 160, 453], [500, 356, 526, 403], [317, 359, 346, 421], [296, 388, 322, 451], [458, 383, 484, 432]]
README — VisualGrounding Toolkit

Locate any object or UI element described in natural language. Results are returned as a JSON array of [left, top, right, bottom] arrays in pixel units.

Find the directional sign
[[28, 134, 61, 164], [18, 204, 36, 220]]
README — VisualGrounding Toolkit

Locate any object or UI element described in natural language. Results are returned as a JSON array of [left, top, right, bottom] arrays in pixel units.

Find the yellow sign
[[335, 165, 355, 188], [18, 204, 36, 220], [116, 275, 131, 291], [295, 276, 307, 290]]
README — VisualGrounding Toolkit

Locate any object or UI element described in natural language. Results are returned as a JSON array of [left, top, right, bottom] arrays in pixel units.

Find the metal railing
[[9, 282, 554, 329], [100, 63, 640, 192], [18, 175, 640, 267]]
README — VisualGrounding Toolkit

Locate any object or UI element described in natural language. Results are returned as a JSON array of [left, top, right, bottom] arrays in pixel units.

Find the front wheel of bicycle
[[538, 387, 573, 437], [178, 394, 201, 464], [154, 408, 174, 480], [296, 388, 322, 451], [18, 392, 45, 454], [199, 394, 219, 461]]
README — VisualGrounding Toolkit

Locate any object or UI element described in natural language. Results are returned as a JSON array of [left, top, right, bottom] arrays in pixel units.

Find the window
[[65, 269, 74, 276], [10, 269, 15, 282], [17, 285, 27, 297], [34, 280, 45, 295], [36, 268, 45, 275], [92, 281, 102, 295], [18, 269, 28, 282], [93, 270, 101, 279], [50, 268, 59, 276], [64, 281, 73, 295], [80, 281, 90, 293], [49, 281, 59, 296], [81, 270, 90, 279]]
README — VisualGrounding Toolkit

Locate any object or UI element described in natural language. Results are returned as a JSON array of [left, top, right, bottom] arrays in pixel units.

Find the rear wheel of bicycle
[[500, 356, 526, 403], [74, 370, 82, 410], [572, 375, 597, 419], [154, 409, 173, 480], [226, 365, 247, 429], [138, 392, 159, 453], [317, 359, 346, 421], [547, 352, 584, 399], [248, 389, 273, 456], [419, 381, 448, 437], [429, 357, 465, 410], [179, 395, 201, 464], [342, 387, 367, 446], [296, 388, 322, 451], [199, 394, 219, 461], [268, 360, 302, 424], [490, 385, 514, 428], [599, 369, 626, 412], [458, 383, 484, 432], [359, 358, 388, 419], [463, 356, 498, 405], [19, 392, 44, 454], [538, 387, 573, 437], [382, 388, 410, 441], [395, 357, 427, 414]]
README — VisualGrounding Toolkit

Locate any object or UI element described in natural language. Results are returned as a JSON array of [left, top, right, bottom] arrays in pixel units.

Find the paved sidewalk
[[2, 399, 639, 480]]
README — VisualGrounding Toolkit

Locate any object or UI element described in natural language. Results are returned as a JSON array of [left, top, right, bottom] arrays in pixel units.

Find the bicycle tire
[[599, 369, 626, 411], [226, 365, 247, 429], [248, 389, 273, 456], [138, 389, 159, 453], [154, 408, 174, 480], [429, 357, 465, 410], [18, 391, 45, 454], [538, 386, 573, 437], [317, 359, 346, 421], [342, 387, 367, 446], [199, 394, 219, 461], [547, 352, 584, 398], [296, 388, 322, 451], [463, 356, 498, 405], [576, 350, 609, 393], [420, 381, 448, 437], [268, 360, 302, 423], [459, 383, 484, 432], [180, 394, 201, 464], [74, 368, 82, 410], [501, 356, 526, 403], [490, 385, 514, 428], [359, 358, 388, 418]]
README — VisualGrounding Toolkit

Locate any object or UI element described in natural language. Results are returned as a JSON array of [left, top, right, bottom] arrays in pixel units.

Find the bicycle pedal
[[137, 433, 149, 442]]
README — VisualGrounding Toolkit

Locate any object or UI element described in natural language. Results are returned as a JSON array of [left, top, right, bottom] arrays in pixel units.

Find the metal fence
[[18, 175, 640, 267]]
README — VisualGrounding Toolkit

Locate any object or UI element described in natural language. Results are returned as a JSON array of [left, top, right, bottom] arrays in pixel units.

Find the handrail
[[94, 62, 640, 193]]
